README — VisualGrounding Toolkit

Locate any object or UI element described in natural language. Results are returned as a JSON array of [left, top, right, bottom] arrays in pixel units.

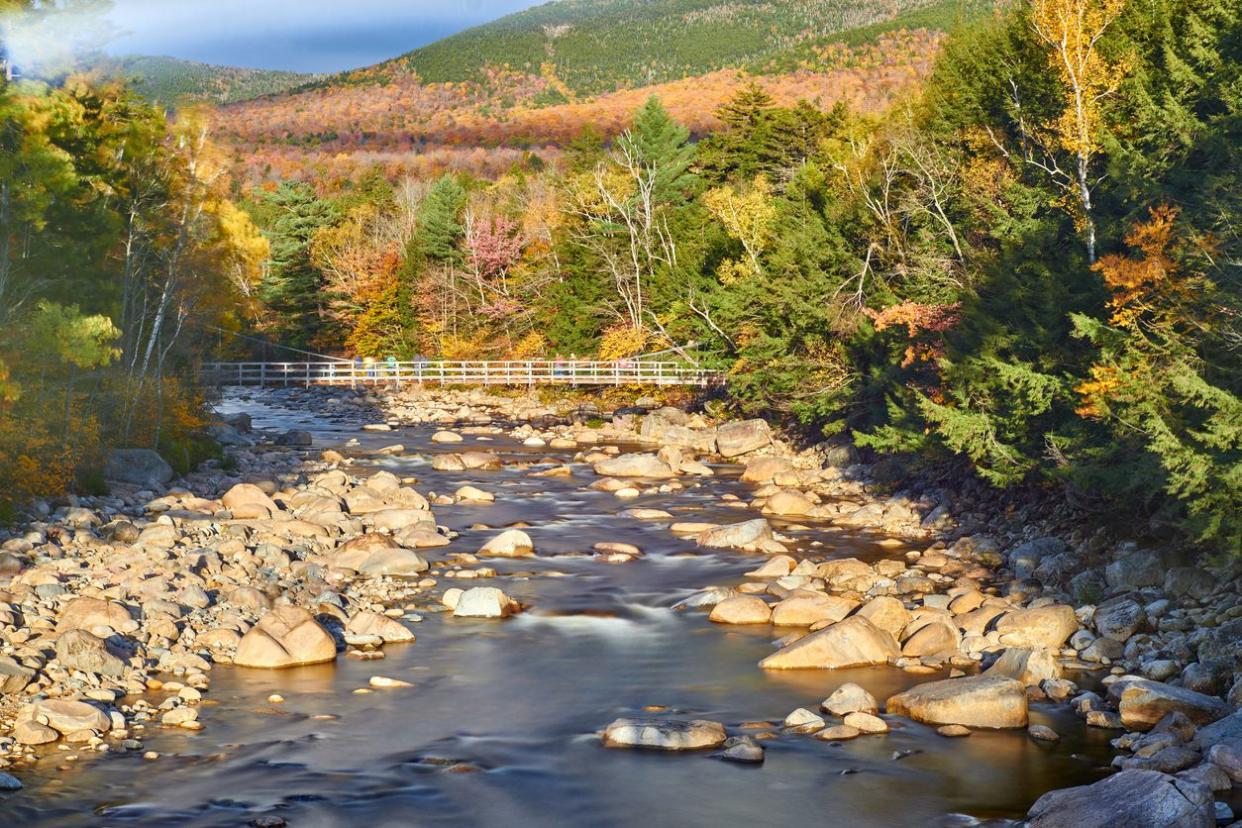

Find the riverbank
[[0, 385, 1237, 825]]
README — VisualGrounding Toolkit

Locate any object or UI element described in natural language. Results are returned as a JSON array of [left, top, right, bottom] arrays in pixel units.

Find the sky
[[8, 0, 545, 74]]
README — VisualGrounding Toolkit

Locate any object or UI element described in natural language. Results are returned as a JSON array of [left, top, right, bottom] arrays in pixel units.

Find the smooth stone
[[602, 718, 727, 750], [233, 606, 337, 669], [822, 683, 878, 716], [759, 616, 899, 670], [886, 675, 1028, 729], [709, 596, 772, 625]]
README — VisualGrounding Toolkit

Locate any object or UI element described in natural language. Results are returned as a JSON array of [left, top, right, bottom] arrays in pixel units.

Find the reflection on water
[[2, 391, 1116, 827]]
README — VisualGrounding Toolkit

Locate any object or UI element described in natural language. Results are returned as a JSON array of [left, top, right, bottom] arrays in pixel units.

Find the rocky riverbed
[[0, 385, 1238, 826]]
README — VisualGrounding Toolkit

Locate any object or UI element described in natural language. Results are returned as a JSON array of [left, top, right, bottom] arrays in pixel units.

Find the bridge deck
[[201, 360, 721, 388]]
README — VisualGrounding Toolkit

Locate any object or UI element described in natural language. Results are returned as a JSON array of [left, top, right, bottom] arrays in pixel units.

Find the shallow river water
[[6, 392, 1117, 827]]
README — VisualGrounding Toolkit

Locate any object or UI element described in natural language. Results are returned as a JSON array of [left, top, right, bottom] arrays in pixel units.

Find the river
[[4, 390, 1117, 827]]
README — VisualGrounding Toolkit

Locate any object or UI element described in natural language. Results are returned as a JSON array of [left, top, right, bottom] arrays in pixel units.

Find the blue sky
[[101, 0, 544, 72]]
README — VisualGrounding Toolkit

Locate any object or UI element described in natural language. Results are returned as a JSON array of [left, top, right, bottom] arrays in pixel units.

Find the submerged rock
[[602, 718, 727, 750]]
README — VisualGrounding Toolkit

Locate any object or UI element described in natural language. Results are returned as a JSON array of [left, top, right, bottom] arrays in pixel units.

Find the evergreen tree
[[257, 182, 339, 350], [411, 174, 467, 265], [617, 96, 699, 204]]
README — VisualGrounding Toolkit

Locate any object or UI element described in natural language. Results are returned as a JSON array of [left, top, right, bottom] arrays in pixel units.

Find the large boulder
[[56, 597, 136, 634], [592, 453, 675, 479], [602, 718, 726, 750], [715, 419, 771, 458], [771, 595, 855, 627], [222, 483, 280, 519], [1116, 679, 1233, 730], [233, 606, 337, 669], [104, 448, 173, 488], [697, 519, 784, 554], [759, 616, 899, 670], [886, 675, 1028, 729], [28, 699, 111, 734], [994, 605, 1078, 650], [55, 629, 126, 677], [1025, 769, 1213, 828]]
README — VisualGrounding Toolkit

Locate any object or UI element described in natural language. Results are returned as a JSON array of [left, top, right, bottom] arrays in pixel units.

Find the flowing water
[[5, 391, 1117, 827]]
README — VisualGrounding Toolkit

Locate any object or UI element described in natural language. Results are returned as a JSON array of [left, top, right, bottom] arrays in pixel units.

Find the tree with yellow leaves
[[703, 175, 777, 283], [1028, 0, 1129, 263]]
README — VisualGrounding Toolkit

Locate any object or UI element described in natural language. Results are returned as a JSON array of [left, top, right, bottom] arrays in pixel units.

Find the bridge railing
[[200, 360, 722, 388]]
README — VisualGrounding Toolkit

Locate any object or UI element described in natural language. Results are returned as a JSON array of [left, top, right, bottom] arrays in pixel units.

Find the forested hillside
[[368, 0, 984, 94], [93, 55, 317, 105]]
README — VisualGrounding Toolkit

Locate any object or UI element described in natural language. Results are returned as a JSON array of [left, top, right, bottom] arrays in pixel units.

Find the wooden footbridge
[[201, 359, 722, 388]]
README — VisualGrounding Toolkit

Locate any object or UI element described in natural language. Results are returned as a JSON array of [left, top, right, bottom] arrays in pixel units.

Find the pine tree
[[258, 182, 339, 350], [617, 96, 698, 204]]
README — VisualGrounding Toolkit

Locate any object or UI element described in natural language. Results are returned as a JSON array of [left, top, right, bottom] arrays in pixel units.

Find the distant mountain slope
[[352, 0, 985, 96], [97, 56, 319, 106]]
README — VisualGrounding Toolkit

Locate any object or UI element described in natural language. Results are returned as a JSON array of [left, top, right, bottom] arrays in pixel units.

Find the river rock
[[104, 448, 173, 488], [822, 682, 878, 716], [29, 699, 111, 734], [452, 587, 517, 619], [763, 490, 816, 517], [697, 518, 784, 554], [222, 483, 279, 519], [1008, 537, 1067, 580], [56, 629, 126, 677], [0, 655, 35, 694], [233, 606, 337, 668], [13, 719, 58, 745], [709, 596, 772, 625], [1117, 680, 1233, 730], [592, 453, 675, 478], [855, 596, 913, 637], [1025, 769, 1213, 828], [1095, 597, 1145, 642], [741, 456, 795, 483], [56, 597, 136, 634], [771, 595, 854, 627], [715, 419, 771, 458], [479, 529, 535, 558], [720, 736, 764, 763], [1207, 740, 1242, 783], [346, 611, 415, 643], [1105, 549, 1165, 590], [994, 604, 1078, 650], [901, 621, 960, 657], [602, 718, 727, 750], [984, 648, 1060, 686], [886, 675, 1028, 729], [759, 616, 899, 670], [357, 548, 428, 577]]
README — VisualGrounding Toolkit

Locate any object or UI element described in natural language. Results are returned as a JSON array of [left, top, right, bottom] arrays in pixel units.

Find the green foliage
[[92, 55, 317, 106], [412, 175, 467, 265], [356, 0, 973, 96], [256, 182, 340, 349]]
